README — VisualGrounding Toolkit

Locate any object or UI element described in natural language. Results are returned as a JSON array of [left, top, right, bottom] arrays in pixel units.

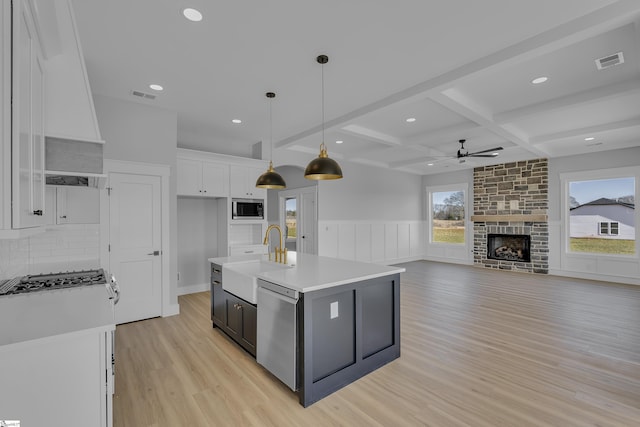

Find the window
[[430, 188, 466, 244], [285, 197, 296, 239], [599, 222, 609, 235], [599, 221, 619, 236], [566, 173, 635, 255]]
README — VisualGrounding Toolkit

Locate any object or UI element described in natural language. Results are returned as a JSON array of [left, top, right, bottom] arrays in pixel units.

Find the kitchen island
[[208, 252, 404, 407]]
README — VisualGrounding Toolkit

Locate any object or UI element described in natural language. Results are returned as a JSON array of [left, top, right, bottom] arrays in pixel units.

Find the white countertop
[[209, 252, 405, 293], [0, 284, 115, 347]]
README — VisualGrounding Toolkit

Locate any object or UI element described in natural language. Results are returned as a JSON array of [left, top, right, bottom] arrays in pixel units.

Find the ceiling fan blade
[[469, 146, 503, 156], [469, 154, 500, 158]]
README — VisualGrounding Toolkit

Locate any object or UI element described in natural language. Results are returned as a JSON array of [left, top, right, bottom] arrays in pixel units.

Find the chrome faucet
[[263, 224, 287, 264]]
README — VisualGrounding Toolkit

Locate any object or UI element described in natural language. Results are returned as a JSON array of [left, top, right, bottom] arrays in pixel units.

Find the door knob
[[147, 250, 160, 256]]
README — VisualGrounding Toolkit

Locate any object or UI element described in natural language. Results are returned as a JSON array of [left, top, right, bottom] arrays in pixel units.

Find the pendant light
[[304, 55, 343, 180], [256, 92, 286, 189]]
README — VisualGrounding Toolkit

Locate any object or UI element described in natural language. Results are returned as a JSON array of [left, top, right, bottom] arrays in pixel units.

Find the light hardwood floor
[[113, 261, 640, 426]]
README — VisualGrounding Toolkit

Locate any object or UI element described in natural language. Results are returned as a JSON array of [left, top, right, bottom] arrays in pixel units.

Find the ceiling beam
[[339, 124, 402, 146], [429, 89, 548, 157], [403, 122, 481, 146], [530, 116, 640, 144], [495, 78, 640, 123], [276, 2, 640, 149]]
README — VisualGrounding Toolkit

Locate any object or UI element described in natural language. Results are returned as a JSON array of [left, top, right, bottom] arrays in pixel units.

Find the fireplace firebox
[[487, 234, 531, 263]]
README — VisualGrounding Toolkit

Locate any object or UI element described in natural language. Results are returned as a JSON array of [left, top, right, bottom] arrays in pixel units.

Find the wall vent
[[131, 90, 156, 100], [595, 52, 624, 70]]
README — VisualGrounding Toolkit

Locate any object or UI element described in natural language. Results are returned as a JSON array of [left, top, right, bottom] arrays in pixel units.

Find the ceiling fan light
[[256, 161, 286, 189], [305, 144, 343, 180]]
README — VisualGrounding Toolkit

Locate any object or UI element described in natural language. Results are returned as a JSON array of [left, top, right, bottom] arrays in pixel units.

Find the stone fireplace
[[472, 159, 549, 273]]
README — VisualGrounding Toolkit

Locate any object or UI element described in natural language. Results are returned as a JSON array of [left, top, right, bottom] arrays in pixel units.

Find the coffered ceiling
[[71, 0, 640, 175]]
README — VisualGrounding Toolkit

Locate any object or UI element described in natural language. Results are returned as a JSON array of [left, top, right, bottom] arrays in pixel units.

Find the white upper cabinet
[[34, 0, 103, 143], [230, 165, 266, 199], [12, 0, 46, 229], [177, 157, 229, 198]]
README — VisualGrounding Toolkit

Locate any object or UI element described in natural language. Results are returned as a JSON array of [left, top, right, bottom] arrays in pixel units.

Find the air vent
[[595, 52, 624, 70], [131, 90, 156, 100]]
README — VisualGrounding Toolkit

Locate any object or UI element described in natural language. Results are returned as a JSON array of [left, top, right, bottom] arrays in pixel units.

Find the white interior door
[[299, 187, 317, 254], [109, 172, 162, 324], [279, 186, 317, 255]]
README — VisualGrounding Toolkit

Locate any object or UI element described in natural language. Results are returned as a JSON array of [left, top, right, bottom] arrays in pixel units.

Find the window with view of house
[[430, 188, 466, 244], [567, 174, 635, 255], [599, 221, 619, 236]]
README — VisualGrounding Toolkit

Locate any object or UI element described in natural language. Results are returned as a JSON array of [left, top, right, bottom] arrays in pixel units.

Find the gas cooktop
[[0, 269, 107, 296]]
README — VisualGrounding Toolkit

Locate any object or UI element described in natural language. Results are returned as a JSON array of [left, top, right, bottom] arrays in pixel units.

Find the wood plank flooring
[[113, 261, 640, 426]]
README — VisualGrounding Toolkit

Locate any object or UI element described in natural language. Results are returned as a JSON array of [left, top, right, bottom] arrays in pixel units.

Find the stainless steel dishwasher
[[256, 279, 299, 391]]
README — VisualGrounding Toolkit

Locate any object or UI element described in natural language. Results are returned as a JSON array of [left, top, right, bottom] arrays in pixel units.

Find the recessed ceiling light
[[531, 76, 548, 84], [405, 117, 416, 123], [149, 84, 163, 91], [231, 119, 242, 124], [584, 137, 595, 141], [335, 140, 343, 144], [183, 8, 203, 22], [427, 163, 434, 166]]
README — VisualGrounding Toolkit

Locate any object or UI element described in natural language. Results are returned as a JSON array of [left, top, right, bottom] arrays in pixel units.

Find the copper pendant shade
[[256, 92, 286, 189], [304, 55, 343, 181]]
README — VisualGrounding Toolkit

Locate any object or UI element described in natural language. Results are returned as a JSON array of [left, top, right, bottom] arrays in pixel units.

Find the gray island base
[[208, 252, 404, 407], [296, 273, 401, 407]]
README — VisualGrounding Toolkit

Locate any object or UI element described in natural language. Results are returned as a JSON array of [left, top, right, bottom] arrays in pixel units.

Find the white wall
[[316, 160, 423, 263], [177, 198, 219, 294], [266, 165, 317, 223], [93, 94, 180, 306], [417, 148, 640, 284], [549, 147, 640, 284]]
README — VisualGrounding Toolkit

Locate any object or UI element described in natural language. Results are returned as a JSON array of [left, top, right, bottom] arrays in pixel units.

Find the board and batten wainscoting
[[318, 220, 424, 264]]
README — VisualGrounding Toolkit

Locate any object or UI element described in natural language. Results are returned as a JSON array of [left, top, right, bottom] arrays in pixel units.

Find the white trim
[[176, 283, 209, 296], [425, 182, 471, 263], [100, 159, 176, 318], [559, 166, 639, 281], [548, 269, 640, 286]]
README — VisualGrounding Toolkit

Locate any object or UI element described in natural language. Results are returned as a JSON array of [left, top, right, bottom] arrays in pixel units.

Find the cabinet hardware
[[59, 215, 67, 219], [147, 250, 160, 256], [33, 210, 43, 216], [212, 280, 221, 285]]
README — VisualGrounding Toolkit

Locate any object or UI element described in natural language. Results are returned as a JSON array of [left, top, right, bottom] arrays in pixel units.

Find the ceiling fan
[[456, 139, 503, 159]]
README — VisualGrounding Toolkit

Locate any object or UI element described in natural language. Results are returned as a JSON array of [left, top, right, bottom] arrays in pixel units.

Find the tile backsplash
[[0, 224, 100, 278]]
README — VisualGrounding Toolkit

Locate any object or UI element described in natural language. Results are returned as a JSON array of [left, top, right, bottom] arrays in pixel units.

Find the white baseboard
[[379, 255, 424, 265], [162, 303, 180, 317], [548, 269, 640, 286], [177, 282, 210, 296], [422, 255, 474, 266]]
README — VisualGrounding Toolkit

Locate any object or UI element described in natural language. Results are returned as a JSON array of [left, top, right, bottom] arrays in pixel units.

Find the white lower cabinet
[[0, 326, 114, 427]]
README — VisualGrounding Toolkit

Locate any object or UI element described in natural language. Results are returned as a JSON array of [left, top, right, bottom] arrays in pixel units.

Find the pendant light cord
[[321, 60, 325, 147], [269, 96, 273, 161]]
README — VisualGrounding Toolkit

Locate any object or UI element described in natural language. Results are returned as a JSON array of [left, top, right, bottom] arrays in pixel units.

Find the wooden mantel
[[471, 214, 548, 222]]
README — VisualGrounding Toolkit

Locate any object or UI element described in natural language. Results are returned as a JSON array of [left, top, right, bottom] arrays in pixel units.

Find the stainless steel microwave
[[232, 198, 264, 220]]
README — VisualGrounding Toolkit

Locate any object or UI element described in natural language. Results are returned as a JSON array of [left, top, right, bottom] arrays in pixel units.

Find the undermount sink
[[222, 260, 291, 304]]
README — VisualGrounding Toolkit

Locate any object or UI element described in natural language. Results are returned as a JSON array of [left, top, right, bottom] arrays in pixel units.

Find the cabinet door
[[229, 165, 248, 198], [12, 0, 46, 229], [201, 161, 229, 197], [177, 158, 202, 196], [56, 187, 100, 224], [241, 302, 257, 351], [230, 165, 267, 199], [247, 166, 267, 199], [225, 293, 243, 340], [211, 264, 225, 327]]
